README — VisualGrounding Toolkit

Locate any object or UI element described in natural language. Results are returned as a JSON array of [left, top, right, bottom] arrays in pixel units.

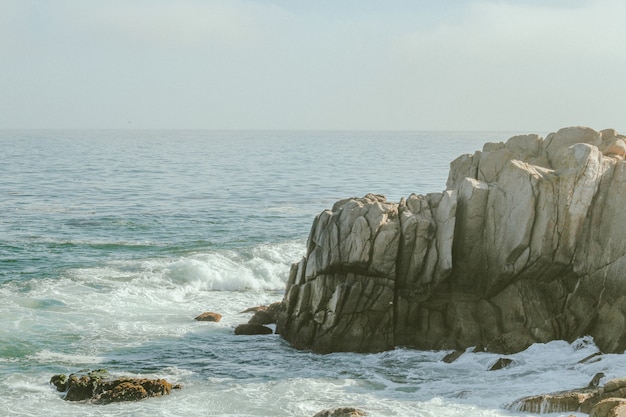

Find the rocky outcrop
[[50, 369, 178, 403], [276, 127, 626, 354]]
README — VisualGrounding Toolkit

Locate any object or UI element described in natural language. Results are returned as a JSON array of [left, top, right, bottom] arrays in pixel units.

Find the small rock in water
[[442, 350, 464, 363], [234, 323, 273, 335], [578, 351, 603, 364], [489, 358, 513, 371], [50, 369, 176, 403], [312, 407, 368, 417], [195, 312, 222, 322]]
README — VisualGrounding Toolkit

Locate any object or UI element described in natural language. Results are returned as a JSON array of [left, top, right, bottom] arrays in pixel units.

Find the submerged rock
[[312, 407, 367, 417], [277, 127, 626, 354], [488, 358, 513, 371], [50, 369, 177, 403]]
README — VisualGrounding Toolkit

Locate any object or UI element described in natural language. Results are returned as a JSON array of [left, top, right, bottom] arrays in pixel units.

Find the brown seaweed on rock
[[50, 369, 179, 404]]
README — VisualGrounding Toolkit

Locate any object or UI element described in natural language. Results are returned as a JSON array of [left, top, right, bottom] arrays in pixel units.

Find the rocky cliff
[[276, 126, 626, 354]]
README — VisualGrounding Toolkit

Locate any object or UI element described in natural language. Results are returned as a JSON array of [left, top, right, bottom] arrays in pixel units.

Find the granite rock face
[[276, 127, 626, 354]]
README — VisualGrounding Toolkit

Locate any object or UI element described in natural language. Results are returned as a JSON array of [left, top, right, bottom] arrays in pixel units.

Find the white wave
[[61, 240, 305, 293], [30, 350, 104, 366], [163, 241, 304, 292], [165, 253, 272, 291]]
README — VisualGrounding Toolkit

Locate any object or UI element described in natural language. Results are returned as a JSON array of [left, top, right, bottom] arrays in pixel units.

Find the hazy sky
[[2, 0, 625, 131]]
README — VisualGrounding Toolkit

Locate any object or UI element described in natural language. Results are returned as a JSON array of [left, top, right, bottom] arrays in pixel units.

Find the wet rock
[[588, 373, 606, 388], [579, 352, 603, 364], [488, 358, 513, 371], [442, 350, 464, 363], [241, 306, 265, 314], [50, 369, 176, 403], [508, 387, 598, 414], [509, 376, 626, 414], [194, 312, 222, 322], [312, 407, 367, 417], [248, 310, 274, 325], [234, 323, 273, 335]]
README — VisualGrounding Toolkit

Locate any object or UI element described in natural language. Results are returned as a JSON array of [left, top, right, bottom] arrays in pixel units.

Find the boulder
[[50, 369, 177, 403], [234, 323, 273, 335], [248, 310, 274, 325], [194, 312, 222, 322], [277, 127, 626, 354], [488, 358, 513, 371]]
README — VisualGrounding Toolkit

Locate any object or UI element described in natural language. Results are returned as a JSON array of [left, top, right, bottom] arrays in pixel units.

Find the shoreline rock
[[50, 369, 179, 403], [276, 126, 626, 354], [508, 375, 626, 415]]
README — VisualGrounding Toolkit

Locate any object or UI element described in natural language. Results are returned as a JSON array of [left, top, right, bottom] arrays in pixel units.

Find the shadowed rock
[[243, 302, 284, 325], [488, 358, 513, 371], [234, 323, 273, 335], [442, 350, 464, 363]]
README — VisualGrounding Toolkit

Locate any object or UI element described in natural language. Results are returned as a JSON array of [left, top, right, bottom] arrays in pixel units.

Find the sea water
[[1, 130, 624, 417]]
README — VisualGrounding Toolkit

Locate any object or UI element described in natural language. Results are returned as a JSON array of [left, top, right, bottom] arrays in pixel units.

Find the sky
[[1, 0, 625, 131]]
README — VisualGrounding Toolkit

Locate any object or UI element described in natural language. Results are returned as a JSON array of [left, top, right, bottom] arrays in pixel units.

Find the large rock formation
[[276, 127, 626, 354]]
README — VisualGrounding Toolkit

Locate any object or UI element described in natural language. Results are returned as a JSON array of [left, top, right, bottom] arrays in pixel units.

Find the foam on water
[[0, 241, 301, 364], [3, 241, 623, 417], [2, 241, 623, 416]]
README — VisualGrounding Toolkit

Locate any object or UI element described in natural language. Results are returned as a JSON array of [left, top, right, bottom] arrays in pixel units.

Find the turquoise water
[[1, 130, 621, 416]]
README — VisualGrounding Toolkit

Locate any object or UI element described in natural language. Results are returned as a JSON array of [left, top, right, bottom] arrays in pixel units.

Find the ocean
[[1, 130, 623, 417]]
